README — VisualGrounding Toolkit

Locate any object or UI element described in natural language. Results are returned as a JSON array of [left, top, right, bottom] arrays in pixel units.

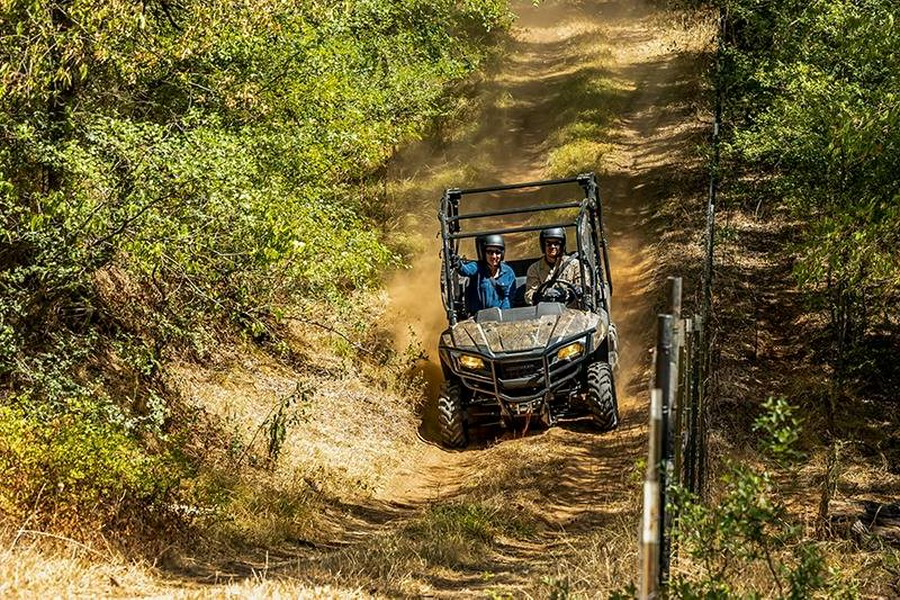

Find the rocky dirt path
[[381, 0, 712, 594]]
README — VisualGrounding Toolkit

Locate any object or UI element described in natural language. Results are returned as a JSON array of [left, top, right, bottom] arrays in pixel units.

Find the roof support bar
[[450, 176, 581, 196], [448, 221, 575, 240], [449, 201, 583, 222]]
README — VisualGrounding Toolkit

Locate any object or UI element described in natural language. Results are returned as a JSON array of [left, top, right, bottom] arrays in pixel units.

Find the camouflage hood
[[441, 306, 608, 355]]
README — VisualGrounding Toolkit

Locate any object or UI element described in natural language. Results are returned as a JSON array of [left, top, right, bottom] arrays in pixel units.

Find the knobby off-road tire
[[587, 361, 618, 431], [438, 379, 467, 448]]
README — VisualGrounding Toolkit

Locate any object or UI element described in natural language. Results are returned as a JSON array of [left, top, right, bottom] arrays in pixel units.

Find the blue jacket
[[459, 260, 517, 312]]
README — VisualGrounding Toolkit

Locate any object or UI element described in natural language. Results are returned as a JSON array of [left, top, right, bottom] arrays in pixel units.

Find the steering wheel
[[533, 279, 580, 305]]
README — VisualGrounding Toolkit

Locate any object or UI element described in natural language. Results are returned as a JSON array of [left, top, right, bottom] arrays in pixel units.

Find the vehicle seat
[[512, 276, 528, 307]]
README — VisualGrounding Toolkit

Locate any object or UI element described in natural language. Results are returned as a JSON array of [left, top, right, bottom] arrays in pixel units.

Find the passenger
[[525, 227, 581, 305], [456, 234, 517, 313]]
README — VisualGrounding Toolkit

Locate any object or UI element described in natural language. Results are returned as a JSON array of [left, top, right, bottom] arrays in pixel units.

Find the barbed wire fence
[[638, 4, 726, 598], [639, 277, 706, 598]]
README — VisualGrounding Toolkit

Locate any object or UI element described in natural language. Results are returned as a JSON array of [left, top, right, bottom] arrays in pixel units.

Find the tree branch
[[282, 315, 374, 356]]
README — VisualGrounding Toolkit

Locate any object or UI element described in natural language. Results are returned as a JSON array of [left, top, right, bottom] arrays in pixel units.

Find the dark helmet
[[539, 227, 566, 253], [476, 233, 506, 262]]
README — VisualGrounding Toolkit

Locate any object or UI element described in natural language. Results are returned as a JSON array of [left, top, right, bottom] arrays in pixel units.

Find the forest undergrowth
[[2, 0, 899, 597], [667, 0, 900, 596], [0, 0, 512, 551]]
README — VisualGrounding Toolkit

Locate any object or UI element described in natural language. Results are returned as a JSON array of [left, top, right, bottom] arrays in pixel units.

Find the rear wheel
[[586, 361, 618, 431], [438, 379, 467, 448]]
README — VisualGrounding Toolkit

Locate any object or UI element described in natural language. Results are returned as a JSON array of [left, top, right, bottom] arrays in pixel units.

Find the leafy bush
[[0, 396, 179, 530], [0, 0, 511, 528], [720, 0, 900, 353], [667, 398, 856, 599]]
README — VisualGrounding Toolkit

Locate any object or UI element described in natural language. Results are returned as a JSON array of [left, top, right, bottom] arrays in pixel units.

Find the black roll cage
[[439, 172, 613, 326]]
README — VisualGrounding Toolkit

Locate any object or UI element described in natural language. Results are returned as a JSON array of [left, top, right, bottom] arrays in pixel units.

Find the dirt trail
[[383, 0, 708, 522], [0, 2, 711, 597]]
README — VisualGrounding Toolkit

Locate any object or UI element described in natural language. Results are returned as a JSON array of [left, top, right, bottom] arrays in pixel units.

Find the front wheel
[[586, 361, 618, 431], [438, 379, 467, 448]]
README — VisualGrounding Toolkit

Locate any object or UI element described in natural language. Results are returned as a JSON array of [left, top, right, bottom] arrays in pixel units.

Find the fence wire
[[639, 6, 726, 596]]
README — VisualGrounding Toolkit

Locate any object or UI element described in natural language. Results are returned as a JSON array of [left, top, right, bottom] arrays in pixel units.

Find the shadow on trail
[[414, 358, 445, 445], [151, 0, 715, 594], [154, 414, 645, 592]]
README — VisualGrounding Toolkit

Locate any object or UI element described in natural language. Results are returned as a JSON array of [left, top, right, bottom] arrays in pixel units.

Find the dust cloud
[[384, 238, 446, 366], [381, 0, 666, 423]]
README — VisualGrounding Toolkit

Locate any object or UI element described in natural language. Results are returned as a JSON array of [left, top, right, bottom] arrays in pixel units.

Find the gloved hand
[[449, 253, 461, 270], [543, 287, 564, 302], [572, 284, 583, 299]]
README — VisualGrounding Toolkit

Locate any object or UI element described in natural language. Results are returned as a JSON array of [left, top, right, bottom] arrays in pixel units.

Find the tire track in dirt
[[385, 0, 705, 496], [0, 3, 711, 597], [380, 0, 711, 593]]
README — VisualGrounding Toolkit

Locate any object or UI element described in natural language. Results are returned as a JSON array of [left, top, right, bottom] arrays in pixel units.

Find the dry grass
[[0, 534, 168, 599], [1, 293, 424, 597], [0, 1, 750, 598], [0, 536, 382, 599], [283, 427, 646, 597], [158, 297, 424, 547]]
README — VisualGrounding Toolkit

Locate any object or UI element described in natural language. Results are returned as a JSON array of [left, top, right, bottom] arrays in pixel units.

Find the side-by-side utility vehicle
[[437, 173, 619, 447]]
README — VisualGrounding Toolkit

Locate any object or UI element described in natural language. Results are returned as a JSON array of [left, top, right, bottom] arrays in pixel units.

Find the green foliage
[[0, 0, 513, 346], [752, 396, 803, 463], [609, 584, 638, 600], [720, 0, 900, 354], [0, 395, 179, 527], [0, 0, 511, 527], [264, 383, 310, 465], [667, 400, 855, 599], [410, 502, 504, 543], [541, 576, 572, 600]]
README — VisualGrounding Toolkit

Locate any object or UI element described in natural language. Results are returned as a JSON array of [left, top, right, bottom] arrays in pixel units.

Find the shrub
[[0, 397, 179, 530], [667, 398, 856, 598], [721, 0, 900, 356], [0, 0, 511, 530]]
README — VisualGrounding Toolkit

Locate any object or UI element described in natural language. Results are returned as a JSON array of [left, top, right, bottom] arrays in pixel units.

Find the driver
[[524, 227, 581, 305], [457, 234, 517, 312]]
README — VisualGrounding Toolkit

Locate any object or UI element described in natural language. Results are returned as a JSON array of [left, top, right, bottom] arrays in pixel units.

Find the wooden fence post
[[642, 278, 704, 596]]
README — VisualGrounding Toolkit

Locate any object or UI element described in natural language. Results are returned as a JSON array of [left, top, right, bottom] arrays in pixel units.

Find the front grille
[[500, 360, 543, 380]]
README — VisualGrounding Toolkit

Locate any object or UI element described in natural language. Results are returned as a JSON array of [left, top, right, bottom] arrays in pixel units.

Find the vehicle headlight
[[557, 342, 584, 361], [459, 354, 485, 370]]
